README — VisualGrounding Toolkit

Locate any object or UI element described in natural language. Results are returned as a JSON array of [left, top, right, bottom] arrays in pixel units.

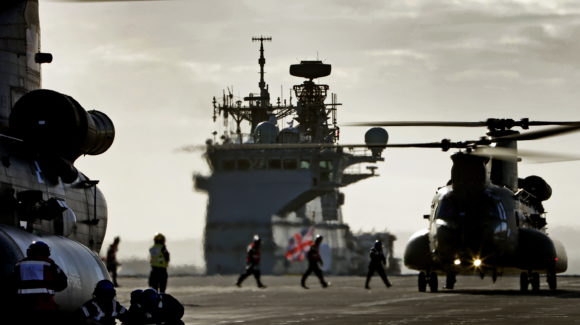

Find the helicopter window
[[496, 202, 508, 221], [283, 159, 297, 170], [223, 160, 236, 171], [237, 159, 250, 170], [299, 159, 311, 169], [494, 222, 508, 235], [268, 159, 282, 169], [434, 198, 454, 220]]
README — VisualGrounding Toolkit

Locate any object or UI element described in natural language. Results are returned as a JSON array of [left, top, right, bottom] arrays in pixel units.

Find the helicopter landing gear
[[428, 272, 438, 292], [444, 273, 456, 290], [547, 272, 557, 291], [519, 272, 529, 292], [520, 271, 541, 292], [531, 272, 540, 292], [418, 272, 438, 292], [418, 272, 427, 292]]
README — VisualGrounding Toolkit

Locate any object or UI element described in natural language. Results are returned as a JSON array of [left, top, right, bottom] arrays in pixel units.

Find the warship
[[195, 37, 400, 275]]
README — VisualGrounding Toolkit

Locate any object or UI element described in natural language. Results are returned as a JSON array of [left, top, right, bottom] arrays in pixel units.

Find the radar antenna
[[252, 36, 272, 107]]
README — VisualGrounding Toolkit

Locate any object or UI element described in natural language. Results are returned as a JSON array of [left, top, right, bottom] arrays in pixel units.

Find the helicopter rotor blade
[[343, 118, 580, 129], [491, 124, 580, 142], [343, 121, 487, 127], [471, 146, 580, 164], [47, 0, 171, 3], [176, 140, 467, 152]]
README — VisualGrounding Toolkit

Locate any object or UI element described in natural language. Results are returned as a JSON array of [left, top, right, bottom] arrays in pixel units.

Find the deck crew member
[[106, 236, 121, 287], [149, 233, 170, 293], [301, 234, 329, 289], [126, 288, 184, 325], [364, 240, 392, 289], [236, 235, 266, 288], [78, 279, 128, 325], [13, 240, 68, 324]]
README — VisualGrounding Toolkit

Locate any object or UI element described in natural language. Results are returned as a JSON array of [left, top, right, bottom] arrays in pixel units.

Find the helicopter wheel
[[519, 272, 529, 292], [547, 272, 557, 291], [428, 272, 438, 292], [531, 272, 540, 292], [418, 272, 427, 292], [445, 273, 456, 290]]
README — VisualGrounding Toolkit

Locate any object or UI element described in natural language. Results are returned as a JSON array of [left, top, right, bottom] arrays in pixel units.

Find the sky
[[38, 0, 580, 267]]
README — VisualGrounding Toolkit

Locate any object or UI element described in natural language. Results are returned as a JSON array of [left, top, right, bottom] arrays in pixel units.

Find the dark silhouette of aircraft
[[349, 118, 580, 292], [0, 0, 154, 313]]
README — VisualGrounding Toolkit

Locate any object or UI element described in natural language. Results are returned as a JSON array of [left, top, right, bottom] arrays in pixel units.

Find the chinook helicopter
[[350, 118, 580, 292], [0, 0, 151, 314]]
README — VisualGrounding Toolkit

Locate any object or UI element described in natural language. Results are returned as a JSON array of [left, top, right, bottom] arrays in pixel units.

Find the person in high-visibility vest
[[149, 233, 170, 293], [126, 288, 184, 325], [78, 279, 128, 325], [13, 240, 68, 324], [236, 235, 266, 288]]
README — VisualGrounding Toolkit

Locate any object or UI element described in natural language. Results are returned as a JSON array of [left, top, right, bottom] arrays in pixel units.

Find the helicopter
[[0, 0, 152, 314], [349, 118, 580, 292]]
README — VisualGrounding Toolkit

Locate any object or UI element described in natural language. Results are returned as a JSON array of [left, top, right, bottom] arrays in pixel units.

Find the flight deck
[[115, 275, 580, 324]]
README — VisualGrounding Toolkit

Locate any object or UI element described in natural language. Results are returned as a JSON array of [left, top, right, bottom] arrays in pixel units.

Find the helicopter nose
[[433, 218, 499, 261], [433, 219, 460, 256]]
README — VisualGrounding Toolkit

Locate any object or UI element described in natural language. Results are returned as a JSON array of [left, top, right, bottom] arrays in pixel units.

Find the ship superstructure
[[195, 37, 397, 275]]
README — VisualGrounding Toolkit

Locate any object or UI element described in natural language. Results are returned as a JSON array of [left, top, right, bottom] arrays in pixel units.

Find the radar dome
[[365, 127, 389, 145], [278, 127, 300, 143], [365, 127, 388, 157], [254, 121, 279, 144]]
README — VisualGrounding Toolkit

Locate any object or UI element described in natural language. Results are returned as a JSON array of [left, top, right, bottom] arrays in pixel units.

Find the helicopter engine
[[519, 175, 552, 201], [450, 152, 488, 196], [9, 89, 115, 183]]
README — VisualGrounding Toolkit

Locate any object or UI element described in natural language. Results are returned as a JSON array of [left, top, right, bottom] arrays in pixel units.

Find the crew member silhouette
[[365, 239, 392, 289], [301, 234, 329, 289], [236, 235, 266, 288]]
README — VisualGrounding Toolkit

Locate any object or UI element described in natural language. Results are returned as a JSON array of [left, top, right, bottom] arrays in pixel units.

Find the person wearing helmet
[[365, 240, 392, 289], [126, 288, 184, 325], [236, 235, 266, 288], [106, 236, 121, 287], [12, 240, 68, 323], [301, 234, 329, 289], [77, 279, 128, 325], [149, 233, 170, 293]]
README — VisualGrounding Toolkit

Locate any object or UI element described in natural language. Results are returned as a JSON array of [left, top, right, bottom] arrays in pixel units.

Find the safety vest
[[15, 258, 61, 295], [81, 299, 127, 324], [150, 244, 169, 268], [246, 243, 260, 264]]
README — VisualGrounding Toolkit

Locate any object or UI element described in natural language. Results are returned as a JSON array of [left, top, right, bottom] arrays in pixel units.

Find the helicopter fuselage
[[405, 184, 567, 277]]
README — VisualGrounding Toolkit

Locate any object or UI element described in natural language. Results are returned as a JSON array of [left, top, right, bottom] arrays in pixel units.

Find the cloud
[[365, 49, 436, 71], [446, 69, 521, 82]]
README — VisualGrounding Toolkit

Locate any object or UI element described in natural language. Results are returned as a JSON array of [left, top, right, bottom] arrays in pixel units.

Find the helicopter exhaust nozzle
[[9, 89, 115, 161]]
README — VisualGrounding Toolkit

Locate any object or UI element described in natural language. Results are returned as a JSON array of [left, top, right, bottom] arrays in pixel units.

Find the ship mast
[[252, 36, 271, 108]]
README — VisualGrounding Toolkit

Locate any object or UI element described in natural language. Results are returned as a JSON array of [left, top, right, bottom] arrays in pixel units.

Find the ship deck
[[115, 275, 580, 324]]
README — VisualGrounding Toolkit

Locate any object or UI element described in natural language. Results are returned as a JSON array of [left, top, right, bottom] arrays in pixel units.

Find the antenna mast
[[252, 36, 272, 107]]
